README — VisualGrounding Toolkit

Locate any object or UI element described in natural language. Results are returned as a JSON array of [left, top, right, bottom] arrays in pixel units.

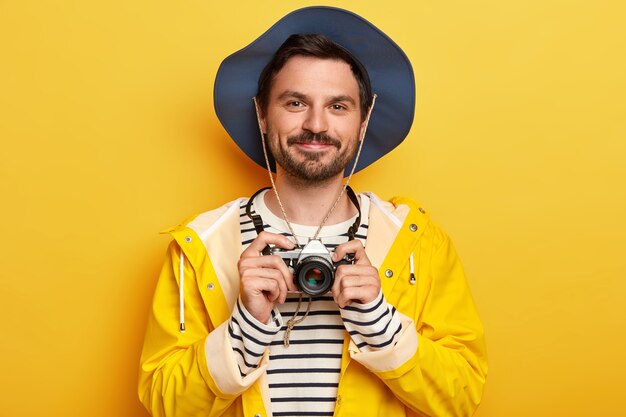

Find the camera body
[[271, 239, 354, 296]]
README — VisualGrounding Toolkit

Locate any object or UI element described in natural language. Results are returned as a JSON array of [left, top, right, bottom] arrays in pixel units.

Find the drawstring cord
[[179, 248, 186, 333]]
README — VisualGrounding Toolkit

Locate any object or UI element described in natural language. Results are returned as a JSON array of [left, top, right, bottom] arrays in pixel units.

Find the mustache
[[286, 131, 341, 149]]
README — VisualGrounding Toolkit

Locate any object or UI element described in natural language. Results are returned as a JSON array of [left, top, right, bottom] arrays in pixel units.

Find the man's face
[[260, 55, 365, 183]]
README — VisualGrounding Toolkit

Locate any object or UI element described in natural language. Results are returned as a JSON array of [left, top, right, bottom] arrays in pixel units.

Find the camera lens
[[305, 268, 324, 287], [295, 256, 334, 296]]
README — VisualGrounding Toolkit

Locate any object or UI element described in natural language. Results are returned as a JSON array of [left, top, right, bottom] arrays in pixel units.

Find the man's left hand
[[331, 240, 381, 308]]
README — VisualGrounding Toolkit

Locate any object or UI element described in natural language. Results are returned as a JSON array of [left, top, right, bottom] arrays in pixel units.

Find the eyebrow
[[277, 90, 309, 101], [330, 94, 357, 106], [276, 90, 357, 106]]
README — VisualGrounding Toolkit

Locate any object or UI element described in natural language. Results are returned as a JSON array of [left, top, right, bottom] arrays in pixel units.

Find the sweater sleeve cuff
[[231, 297, 282, 344], [204, 320, 270, 396], [228, 298, 282, 377], [205, 300, 282, 396], [348, 311, 418, 372], [340, 291, 403, 352]]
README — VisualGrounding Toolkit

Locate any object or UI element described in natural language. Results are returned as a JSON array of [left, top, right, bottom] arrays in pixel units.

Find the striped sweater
[[228, 191, 402, 417]]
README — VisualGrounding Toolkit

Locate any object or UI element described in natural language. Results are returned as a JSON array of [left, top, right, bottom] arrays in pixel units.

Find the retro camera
[[272, 240, 354, 296]]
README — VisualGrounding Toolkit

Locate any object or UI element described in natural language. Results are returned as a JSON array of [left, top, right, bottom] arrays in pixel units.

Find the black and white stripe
[[229, 298, 281, 376], [340, 299, 402, 351], [227, 191, 402, 416]]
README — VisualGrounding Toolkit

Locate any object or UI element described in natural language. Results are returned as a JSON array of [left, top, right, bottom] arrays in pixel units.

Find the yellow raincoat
[[138, 194, 488, 417]]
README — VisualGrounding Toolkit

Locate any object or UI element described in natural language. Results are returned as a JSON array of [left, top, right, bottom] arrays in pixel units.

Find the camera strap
[[245, 186, 362, 346], [344, 186, 361, 241], [246, 186, 273, 255], [245, 185, 362, 244]]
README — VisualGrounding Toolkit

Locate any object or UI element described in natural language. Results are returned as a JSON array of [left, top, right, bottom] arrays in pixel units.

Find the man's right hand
[[238, 231, 297, 323]]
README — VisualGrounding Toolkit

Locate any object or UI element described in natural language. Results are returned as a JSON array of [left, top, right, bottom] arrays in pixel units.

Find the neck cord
[[252, 95, 376, 245], [251, 95, 377, 346], [312, 95, 376, 240], [252, 97, 300, 245]]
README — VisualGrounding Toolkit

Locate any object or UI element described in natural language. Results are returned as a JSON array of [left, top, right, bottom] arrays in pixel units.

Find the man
[[139, 7, 487, 417]]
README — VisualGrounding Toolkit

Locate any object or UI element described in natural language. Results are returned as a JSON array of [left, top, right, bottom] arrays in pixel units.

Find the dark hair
[[256, 34, 373, 120]]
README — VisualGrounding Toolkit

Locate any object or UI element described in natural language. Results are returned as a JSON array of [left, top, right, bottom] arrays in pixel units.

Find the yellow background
[[1, 0, 625, 416]]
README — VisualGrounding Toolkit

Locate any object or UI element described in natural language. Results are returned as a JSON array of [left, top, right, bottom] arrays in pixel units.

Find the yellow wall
[[1, 1, 624, 416]]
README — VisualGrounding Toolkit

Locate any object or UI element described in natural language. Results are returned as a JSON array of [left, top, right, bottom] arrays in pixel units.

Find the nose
[[302, 107, 328, 134]]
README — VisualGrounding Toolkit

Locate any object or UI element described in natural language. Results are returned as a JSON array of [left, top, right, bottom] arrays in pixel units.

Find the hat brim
[[214, 6, 415, 174]]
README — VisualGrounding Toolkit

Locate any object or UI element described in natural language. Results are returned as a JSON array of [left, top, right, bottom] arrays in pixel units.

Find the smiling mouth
[[295, 141, 336, 150], [287, 132, 341, 150]]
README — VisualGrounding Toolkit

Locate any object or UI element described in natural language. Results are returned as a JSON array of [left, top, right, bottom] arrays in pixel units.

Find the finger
[[242, 231, 295, 257], [241, 266, 289, 303], [239, 254, 291, 274], [334, 264, 379, 278], [241, 276, 281, 302], [238, 254, 296, 293], [334, 285, 380, 308], [332, 240, 370, 265], [337, 275, 374, 291], [331, 268, 344, 302], [335, 275, 380, 299], [332, 267, 380, 306], [334, 265, 380, 288]]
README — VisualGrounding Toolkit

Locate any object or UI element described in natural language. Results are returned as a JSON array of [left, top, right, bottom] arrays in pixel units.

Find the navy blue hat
[[214, 6, 415, 174]]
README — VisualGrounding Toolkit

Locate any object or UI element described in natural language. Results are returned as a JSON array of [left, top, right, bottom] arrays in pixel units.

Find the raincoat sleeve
[[350, 226, 488, 417], [138, 241, 268, 417]]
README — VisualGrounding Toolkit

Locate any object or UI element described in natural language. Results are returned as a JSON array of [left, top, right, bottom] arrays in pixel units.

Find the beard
[[267, 130, 359, 183]]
